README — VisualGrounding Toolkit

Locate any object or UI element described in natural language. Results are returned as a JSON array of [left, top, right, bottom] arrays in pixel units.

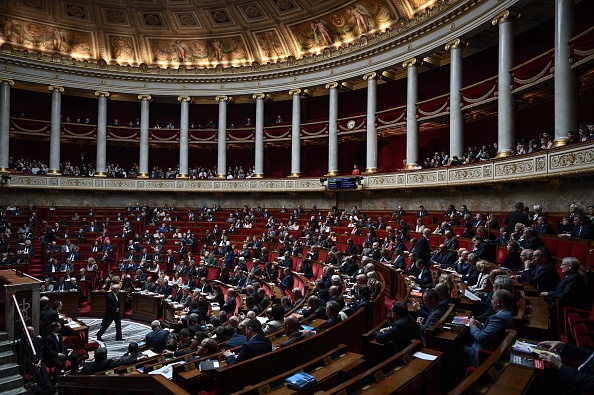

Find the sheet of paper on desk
[[143, 350, 158, 358], [412, 351, 437, 361], [148, 364, 173, 380], [464, 290, 481, 301]]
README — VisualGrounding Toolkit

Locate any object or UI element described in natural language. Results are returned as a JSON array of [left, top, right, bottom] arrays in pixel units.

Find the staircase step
[[0, 332, 8, 342], [0, 341, 13, 354], [0, 351, 15, 364], [0, 363, 20, 377], [0, 386, 29, 395], [0, 373, 23, 391]]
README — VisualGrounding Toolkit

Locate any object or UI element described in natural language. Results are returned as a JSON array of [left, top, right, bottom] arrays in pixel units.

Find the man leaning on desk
[[538, 339, 594, 394]]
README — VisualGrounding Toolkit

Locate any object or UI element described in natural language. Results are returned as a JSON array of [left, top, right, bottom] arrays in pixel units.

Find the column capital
[[289, 88, 302, 96], [215, 95, 232, 103], [325, 82, 339, 90], [177, 95, 191, 102], [137, 94, 152, 101], [252, 93, 266, 100], [402, 58, 422, 68], [363, 72, 377, 81], [48, 85, 64, 93], [445, 38, 468, 51], [492, 10, 520, 26], [0, 79, 14, 86], [94, 91, 110, 98]]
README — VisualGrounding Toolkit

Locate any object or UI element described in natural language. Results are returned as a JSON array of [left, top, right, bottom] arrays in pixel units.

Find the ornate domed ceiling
[[0, 0, 444, 68]]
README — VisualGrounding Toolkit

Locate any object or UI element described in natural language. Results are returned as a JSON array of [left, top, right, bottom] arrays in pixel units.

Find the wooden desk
[[89, 290, 126, 317], [131, 292, 164, 323], [42, 290, 79, 317]]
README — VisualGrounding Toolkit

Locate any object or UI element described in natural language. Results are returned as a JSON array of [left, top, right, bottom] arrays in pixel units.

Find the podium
[[0, 270, 42, 341]]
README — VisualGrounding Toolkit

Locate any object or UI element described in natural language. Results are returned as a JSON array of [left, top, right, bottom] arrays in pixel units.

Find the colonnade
[[0, 4, 578, 177]]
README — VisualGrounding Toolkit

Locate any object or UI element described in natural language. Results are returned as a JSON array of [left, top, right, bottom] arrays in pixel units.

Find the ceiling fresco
[[0, 0, 443, 67]]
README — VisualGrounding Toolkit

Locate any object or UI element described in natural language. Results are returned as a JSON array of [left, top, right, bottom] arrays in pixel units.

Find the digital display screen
[[327, 177, 359, 189]]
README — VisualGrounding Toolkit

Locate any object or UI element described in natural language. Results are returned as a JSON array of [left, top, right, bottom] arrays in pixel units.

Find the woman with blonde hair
[[470, 261, 493, 294]]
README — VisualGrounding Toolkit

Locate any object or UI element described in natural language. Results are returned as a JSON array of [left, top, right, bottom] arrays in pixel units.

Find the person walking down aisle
[[96, 284, 123, 341]]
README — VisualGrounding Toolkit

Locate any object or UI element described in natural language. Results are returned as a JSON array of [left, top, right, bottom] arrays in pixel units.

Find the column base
[[94, 172, 107, 177], [216, 173, 227, 179], [252, 173, 264, 179], [287, 172, 301, 178], [363, 168, 378, 174], [176, 174, 189, 179], [405, 163, 416, 170], [495, 150, 512, 158], [0, 168, 10, 173], [47, 170, 61, 175], [325, 170, 339, 177], [137, 173, 149, 179], [552, 137, 568, 148]]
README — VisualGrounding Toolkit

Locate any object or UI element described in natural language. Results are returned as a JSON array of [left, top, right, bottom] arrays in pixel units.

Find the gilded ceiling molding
[[252, 93, 266, 100], [363, 72, 377, 80], [177, 95, 191, 102], [137, 94, 152, 101], [215, 95, 233, 103], [0, 79, 14, 86], [492, 10, 521, 26], [288, 88, 302, 96], [48, 85, 64, 93], [325, 82, 339, 89]]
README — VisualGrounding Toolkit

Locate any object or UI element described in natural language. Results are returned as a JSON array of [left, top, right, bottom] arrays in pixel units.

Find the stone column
[[48, 85, 64, 175], [215, 96, 230, 178], [446, 39, 467, 160], [177, 95, 191, 178], [253, 93, 265, 178], [403, 59, 421, 169], [94, 91, 110, 177], [554, 0, 577, 146], [492, 10, 520, 157], [288, 89, 302, 177], [326, 82, 339, 176], [364, 72, 378, 174], [0, 79, 14, 173], [137, 94, 152, 178]]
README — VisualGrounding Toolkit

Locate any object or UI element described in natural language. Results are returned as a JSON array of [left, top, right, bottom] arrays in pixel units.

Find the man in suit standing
[[223, 319, 272, 365], [504, 202, 531, 231], [95, 284, 123, 341], [416, 228, 432, 262], [43, 321, 79, 380]]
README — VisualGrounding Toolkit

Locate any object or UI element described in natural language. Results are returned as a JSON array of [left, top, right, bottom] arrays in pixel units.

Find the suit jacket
[[280, 274, 294, 291], [414, 267, 432, 285], [375, 315, 421, 353], [571, 224, 594, 240], [105, 291, 121, 318], [318, 316, 342, 332], [43, 332, 68, 361], [462, 265, 479, 286], [226, 334, 272, 365], [546, 272, 588, 310], [431, 252, 454, 268], [145, 329, 170, 352], [443, 237, 459, 251], [222, 296, 237, 314], [469, 309, 514, 367], [415, 237, 431, 262], [224, 333, 247, 349], [80, 358, 115, 374], [525, 261, 561, 293], [504, 210, 531, 230], [420, 304, 448, 345], [557, 343, 594, 393]]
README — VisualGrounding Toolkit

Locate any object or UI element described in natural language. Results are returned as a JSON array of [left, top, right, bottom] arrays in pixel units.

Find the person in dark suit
[[413, 259, 433, 286], [222, 289, 237, 314], [317, 301, 343, 332], [111, 342, 148, 368], [80, 347, 114, 374], [223, 319, 272, 365], [43, 321, 79, 379], [417, 289, 448, 345], [279, 268, 294, 291], [541, 257, 588, 312], [223, 325, 247, 349], [465, 289, 515, 366], [16, 326, 57, 395], [470, 236, 496, 263], [375, 301, 421, 353], [560, 215, 594, 240], [416, 206, 428, 217], [538, 339, 594, 394], [504, 202, 531, 231], [415, 229, 432, 262], [277, 315, 313, 348], [95, 284, 123, 341], [144, 320, 169, 352], [521, 247, 560, 293], [460, 253, 480, 286], [430, 244, 454, 268]]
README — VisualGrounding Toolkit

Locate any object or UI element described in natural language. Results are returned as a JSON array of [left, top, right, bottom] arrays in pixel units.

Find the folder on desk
[[285, 372, 316, 390]]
